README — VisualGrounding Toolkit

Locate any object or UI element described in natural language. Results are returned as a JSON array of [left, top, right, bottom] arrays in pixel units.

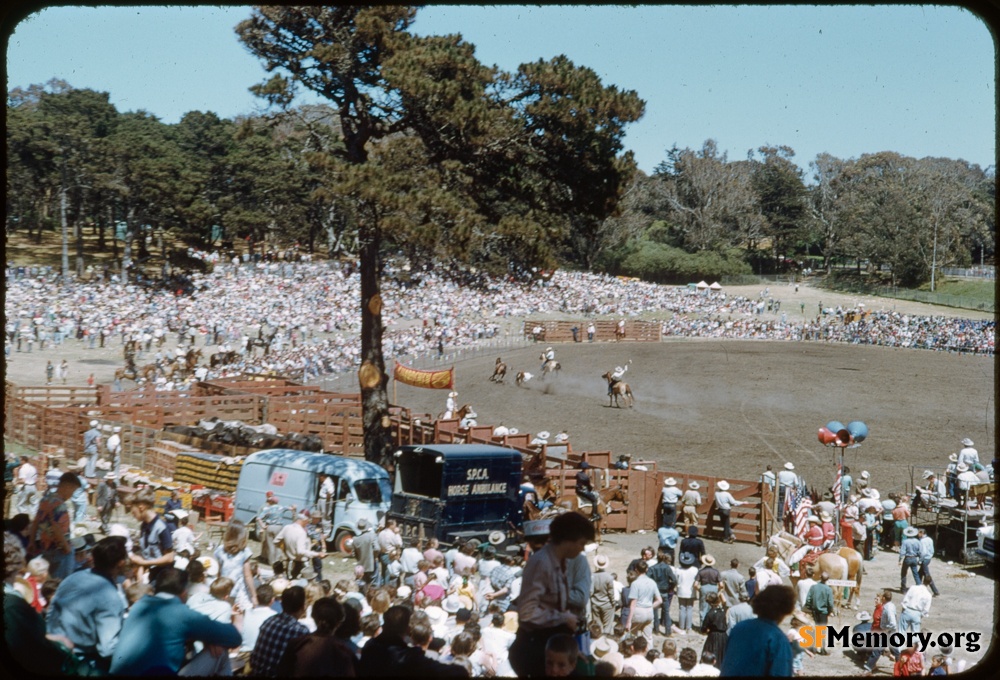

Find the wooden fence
[[522, 319, 662, 343], [7, 380, 769, 544]]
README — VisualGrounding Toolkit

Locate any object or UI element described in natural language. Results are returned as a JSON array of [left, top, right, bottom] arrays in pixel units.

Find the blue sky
[[6, 5, 995, 177]]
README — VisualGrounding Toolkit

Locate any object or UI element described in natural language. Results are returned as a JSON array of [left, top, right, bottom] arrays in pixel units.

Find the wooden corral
[[7, 379, 769, 544], [522, 319, 662, 343]]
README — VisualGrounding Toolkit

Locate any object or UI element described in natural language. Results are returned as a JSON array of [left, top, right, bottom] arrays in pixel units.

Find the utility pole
[[60, 156, 69, 283], [930, 218, 938, 293]]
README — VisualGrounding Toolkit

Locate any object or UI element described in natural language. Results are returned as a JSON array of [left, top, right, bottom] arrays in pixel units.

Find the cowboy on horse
[[607, 360, 631, 396], [540, 346, 556, 372], [575, 461, 601, 520]]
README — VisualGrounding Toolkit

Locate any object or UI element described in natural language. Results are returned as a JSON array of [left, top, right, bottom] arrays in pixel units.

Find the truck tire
[[334, 530, 355, 554]]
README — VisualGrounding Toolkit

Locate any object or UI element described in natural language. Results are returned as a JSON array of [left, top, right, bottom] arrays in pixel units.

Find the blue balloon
[[825, 421, 846, 434], [847, 421, 868, 443]]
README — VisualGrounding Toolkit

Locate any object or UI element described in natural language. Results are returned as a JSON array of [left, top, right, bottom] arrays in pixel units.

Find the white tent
[[709, 281, 722, 290], [696, 280, 709, 289]]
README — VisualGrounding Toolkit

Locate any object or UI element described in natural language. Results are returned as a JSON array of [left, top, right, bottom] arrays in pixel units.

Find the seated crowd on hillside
[[5, 261, 993, 389]]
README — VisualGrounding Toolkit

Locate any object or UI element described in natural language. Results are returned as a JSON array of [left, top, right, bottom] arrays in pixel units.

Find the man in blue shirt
[[110, 567, 241, 675], [128, 489, 175, 584], [47, 536, 129, 673], [899, 527, 922, 590], [721, 584, 796, 677]]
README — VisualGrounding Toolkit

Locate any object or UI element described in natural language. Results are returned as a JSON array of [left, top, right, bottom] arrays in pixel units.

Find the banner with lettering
[[393, 361, 454, 390]]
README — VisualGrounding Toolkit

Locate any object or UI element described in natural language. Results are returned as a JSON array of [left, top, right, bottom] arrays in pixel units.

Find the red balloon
[[818, 427, 838, 445]]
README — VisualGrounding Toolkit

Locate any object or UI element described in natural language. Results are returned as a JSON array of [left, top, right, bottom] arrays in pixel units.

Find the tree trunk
[[357, 217, 394, 471], [60, 162, 70, 281]]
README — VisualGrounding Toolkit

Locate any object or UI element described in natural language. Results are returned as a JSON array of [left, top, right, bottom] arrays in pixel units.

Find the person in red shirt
[[805, 516, 825, 548], [820, 512, 837, 549]]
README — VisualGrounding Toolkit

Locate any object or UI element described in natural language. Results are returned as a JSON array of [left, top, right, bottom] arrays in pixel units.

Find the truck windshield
[[354, 479, 385, 504]]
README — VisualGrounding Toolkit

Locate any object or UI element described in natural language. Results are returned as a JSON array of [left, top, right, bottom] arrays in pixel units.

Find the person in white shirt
[[275, 511, 326, 579], [106, 427, 122, 473], [492, 423, 510, 437], [652, 639, 682, 675], [795, 566, 817, 609], [690, 650, 722, 677], [400, 541, 423, 586], [958, 437, 980, 469], [899, 576, 933, 633], [714, 480, 744, 544], [186, 577, 235, 653], [623, 635, 655, 675], [15, 455, 39, 515]]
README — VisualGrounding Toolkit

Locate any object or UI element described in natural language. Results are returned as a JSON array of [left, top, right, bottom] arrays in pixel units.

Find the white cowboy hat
[[860, 470, 870, 479], [904, 527, 919, 537], [508, 428, 519, 435], [424, 606, 448, 627], [90, 420, 99, 427], [961, 438, 974, 447], [807, 516, 821, 524], [868, 490, 881, 500], [536, 431, 550, 440], [464, 411, 478, 418], [957, 463, 970, 472], [819, 512, 833, 522], [594, 554, 609, 569], [592, 637, 615, 658], [397, 585, 412, 599], [716, 480, 730, 491], [448, 391, 458, 397], [856, 611, 873, 622], [948, 453, 959, 463], [442, 594, 462, 613], [688, 481, 700, 490], [488, 530, 506, 546], [614, 366, 624, 372], [922, 470, 934, 479], [113, 426, 121, 433], [784, 462, 795, 470], [664, 477, 677, 486], [701, 554, 716, 566], [546, 347, 553, 351]]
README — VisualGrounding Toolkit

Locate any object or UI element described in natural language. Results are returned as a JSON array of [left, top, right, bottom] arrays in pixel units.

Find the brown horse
[[770, 533, 863, 613], [439, 403, 475, 421], [601, 372, 635, 408], [490, 357, 507, 384], [185, 348, 202, 372], [523, 476, 562, 521], [557, 485, 629, 542]]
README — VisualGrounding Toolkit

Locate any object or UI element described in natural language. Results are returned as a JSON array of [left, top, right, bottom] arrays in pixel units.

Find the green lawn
[[918, 277, 995, 303]]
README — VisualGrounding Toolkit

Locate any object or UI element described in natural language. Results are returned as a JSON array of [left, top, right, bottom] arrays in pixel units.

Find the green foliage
[[600, 237, 750, 284]]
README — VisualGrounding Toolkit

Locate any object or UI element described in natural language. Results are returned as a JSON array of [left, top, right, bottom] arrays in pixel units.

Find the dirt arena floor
[[4, 281, 996, 674]]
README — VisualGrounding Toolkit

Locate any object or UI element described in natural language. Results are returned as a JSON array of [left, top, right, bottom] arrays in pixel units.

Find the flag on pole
[[833, 462, 843, 510], [792, 493, 813, 540]]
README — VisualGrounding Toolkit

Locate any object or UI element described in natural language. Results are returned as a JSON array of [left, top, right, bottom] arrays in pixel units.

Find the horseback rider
[[575, 461, 601, 521], [608, 361, 630, 396], [540, 346, 555, 372], [444, 390, 458, 419]]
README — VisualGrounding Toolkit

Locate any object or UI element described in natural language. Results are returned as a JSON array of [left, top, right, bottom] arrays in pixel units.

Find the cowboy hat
[[688, 481, 700, 490], [904, 527, 918, 537], [488, 530, 505, 546], [956, 463, 970, 472], [448, 391, 458, 397], [861, 488, 873, 498], [579, 460, 589, 469], [397, 585, 412, 599], [664, 477, 677, 486], [948, 453, 959, 463], [860, 470, 870, 479], [845, 506, 859, 518], [922, 470, 934, 479], [112, 426, 121, 432], [270, 577, 289, 596], [536, 431, 551, 440], [701, 554, 716, 566], [90, 420, 99, 427], [424, 605, 448, 627], [545, 347, 553, 351], [819, 512, 833, 522], [961, 438, 974, 447], [868, 489, 880, 500], [856, 611, 873, 622], [784, 462, 795, 470], [679, 552, 697, 567], [807, 516, 821, 524], [594, 554, 609, 569], [592, 637, 615, 658], [442, 594, 462, 613], [716, 480, 730, 491], [508, 428, 519, 435]]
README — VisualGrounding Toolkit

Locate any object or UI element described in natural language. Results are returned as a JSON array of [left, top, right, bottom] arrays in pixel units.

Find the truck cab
[[233, 449, 392, 553], [388, 444, 523, 549]]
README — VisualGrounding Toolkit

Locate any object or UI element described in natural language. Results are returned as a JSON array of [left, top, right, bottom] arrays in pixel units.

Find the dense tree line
[[601, 140, 994, 287]]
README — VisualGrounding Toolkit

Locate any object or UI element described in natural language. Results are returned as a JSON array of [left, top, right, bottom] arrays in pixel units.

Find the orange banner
[[393, 362, 454, 390]]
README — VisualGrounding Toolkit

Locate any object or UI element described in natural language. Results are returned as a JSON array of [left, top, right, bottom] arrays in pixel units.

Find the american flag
[[785, 486, 813, 540], [833, 463, 843, 510]]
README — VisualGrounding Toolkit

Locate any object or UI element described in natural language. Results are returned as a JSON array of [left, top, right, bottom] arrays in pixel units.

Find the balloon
[[835, 429, 853, 447], [847, 421, 868, 443], [825, 421, 846, 435], [818, 427, 839, 446]]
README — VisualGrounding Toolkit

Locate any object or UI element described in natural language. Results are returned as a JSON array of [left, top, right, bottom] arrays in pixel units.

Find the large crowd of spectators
[[4, 260, 993, 390]]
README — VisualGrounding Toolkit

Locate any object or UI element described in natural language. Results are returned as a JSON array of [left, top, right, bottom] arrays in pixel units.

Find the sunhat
[[592, 637, 615, 658], [701, 554, 716, 566], [488, 531, 505, 546], [856, 611, 873, 622], [424, 605, 448, 626], [90, 420, 99, 427], [688, 481, 700, 490], [904, 527, 918, 537], [860, 470, 870, 479], [448, 391, 458, 397], [717, 480, 730, 491], [807, 516, 821, 524], [595, 554, 609, 569], [784, 462, 795, 470], [664, 477, 677, 486], [957, 463, 970, 473], [948, 453, 959, 463], [397, 585, 412, 599], [961, 438, 974, 447], [536, 431, 551, 440]]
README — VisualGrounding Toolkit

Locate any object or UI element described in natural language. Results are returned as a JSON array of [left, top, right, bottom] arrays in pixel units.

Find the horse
[[439, 403, 475, 421], [490, 357, 507, 384], [184, 348, 202, 372], [768, 532, 863, 613], [538, 354, 561, 380], [210, 351, 240, 368], [556, 484, 629, 542], [523, 476, 562, 521], [601, 371, 635, 408]]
